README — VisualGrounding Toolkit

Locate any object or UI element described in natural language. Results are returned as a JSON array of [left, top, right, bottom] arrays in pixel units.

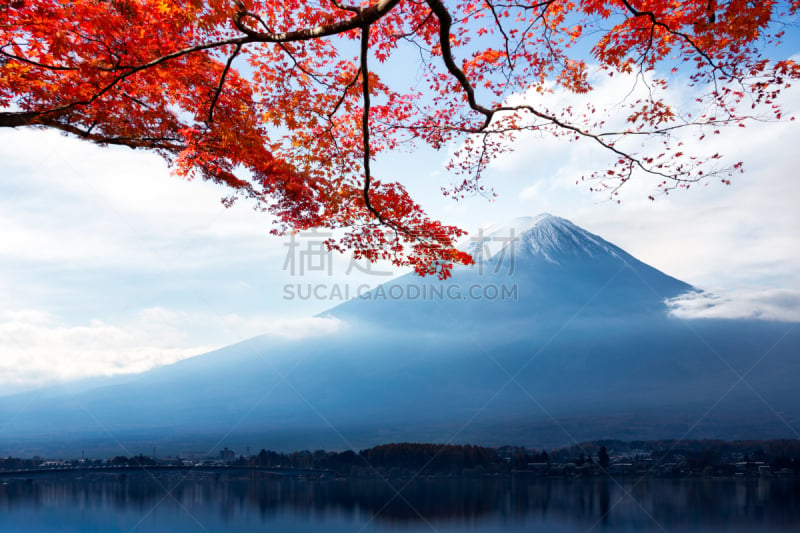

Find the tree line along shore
[[3, 439, 800, 479]]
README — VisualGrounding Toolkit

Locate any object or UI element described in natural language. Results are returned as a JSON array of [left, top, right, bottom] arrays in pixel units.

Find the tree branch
[[208, 43, 243, 124], [425, 0, 494, 126], [359, 24, 378, 221], [2, 1, 404, 130], [233, 0, 402, 43]]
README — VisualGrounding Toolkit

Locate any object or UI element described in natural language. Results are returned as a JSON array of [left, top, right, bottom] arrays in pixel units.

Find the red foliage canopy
[[2, 0, 798, 277]]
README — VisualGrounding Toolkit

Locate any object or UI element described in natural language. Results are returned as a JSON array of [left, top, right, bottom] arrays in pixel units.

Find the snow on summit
[[463, 213, 623, 264]]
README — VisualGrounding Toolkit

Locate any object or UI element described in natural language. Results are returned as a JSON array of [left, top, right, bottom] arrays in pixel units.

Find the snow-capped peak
[[478, 213, 556, 237], [462, 213, 623, 264]]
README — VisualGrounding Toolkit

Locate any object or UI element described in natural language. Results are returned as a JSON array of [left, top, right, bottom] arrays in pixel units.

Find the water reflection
[[1, 474, 799, 532]]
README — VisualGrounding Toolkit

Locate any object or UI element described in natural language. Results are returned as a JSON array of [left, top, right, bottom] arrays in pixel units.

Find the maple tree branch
[[244, 13, 350, 92], [0, 37, 248, 126], [426, 0, 494, 126], [617, 0, 729, 78], [359, 24, 379, 222], [484, 0, 514, 72], [329, 66, 362, 119], [3, 0, 398, 125], [233, 0, 402, 42], [207, 43, 242, 124], [357, 21, 422, 254], [421, 0, 664, 179], [30, 117, 184, 151], [392, 10, 434, 40], [0, 44, 75, 71], [0, 110, 50, 128], [473, 131, 491, 182], [278, 43, 333, 88], [537, 7, 574, 74], [495, 104, 676, 180], [419, 0, 711, 187], [329, 0, 362, 14], [2, 1, 405, 129], [308, 66, 363, 166]]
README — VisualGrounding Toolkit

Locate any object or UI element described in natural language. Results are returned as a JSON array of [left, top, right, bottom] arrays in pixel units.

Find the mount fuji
[[1, 214, 798, 456], [330, 213, 692, 326]]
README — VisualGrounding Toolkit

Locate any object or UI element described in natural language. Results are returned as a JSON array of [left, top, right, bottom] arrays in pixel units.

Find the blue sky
[[1, 54, 799, 394]]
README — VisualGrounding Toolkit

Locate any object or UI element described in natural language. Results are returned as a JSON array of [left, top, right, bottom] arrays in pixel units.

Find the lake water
[[1, 473, 799, 532]]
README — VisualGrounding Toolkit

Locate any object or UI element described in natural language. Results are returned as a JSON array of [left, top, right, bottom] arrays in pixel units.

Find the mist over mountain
[[1, 214, 798, 457]]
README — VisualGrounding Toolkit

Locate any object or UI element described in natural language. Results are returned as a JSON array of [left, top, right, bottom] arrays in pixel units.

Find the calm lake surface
[[1, 474, 799, 532]]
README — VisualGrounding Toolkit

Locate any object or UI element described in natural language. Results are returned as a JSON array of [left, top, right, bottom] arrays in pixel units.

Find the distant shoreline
[[3, 438, 799, 481]]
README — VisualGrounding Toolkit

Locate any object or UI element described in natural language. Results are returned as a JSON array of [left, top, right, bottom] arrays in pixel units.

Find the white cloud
[[0, 307, 344, 395], [0, 308, 203, 394], [667, 289, 800, 322], [0, 128, 280, 271], [221, 314, 345, 339]]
